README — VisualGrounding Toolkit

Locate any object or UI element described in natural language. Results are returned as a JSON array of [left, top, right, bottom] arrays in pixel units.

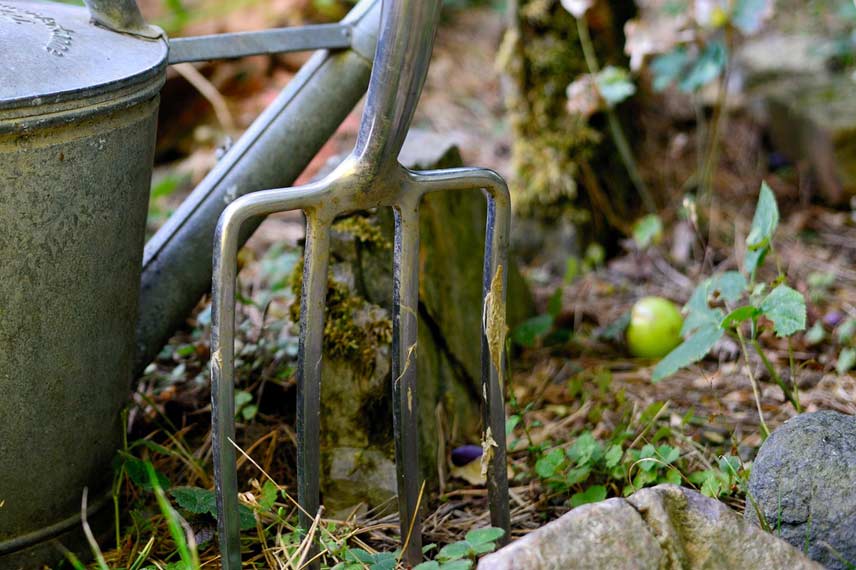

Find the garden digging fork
[[210, 0, 511, 567]]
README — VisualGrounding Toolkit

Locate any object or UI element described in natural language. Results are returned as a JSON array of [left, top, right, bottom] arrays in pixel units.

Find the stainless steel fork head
[[210, 1, 511, 568]]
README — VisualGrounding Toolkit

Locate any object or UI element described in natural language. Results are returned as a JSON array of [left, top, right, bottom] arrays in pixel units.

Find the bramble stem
[[736, 328, 770, 439], [575, 16, 656, 213], [752, 338, 801, 411]]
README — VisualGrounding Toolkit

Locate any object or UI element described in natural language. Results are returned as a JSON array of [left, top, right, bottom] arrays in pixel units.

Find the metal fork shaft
[[481, 191, 511, 540], [392, 198, 423, 566], [414, 168, 512, 541], [296, 215, 332, 535], [211, 207, 247, 570]]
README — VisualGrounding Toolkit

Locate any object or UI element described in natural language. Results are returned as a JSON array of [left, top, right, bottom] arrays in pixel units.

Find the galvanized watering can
[[0, 0, 509, 567]]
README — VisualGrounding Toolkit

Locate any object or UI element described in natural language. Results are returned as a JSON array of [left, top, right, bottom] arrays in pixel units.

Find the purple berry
[[451, 444, 483, 466]]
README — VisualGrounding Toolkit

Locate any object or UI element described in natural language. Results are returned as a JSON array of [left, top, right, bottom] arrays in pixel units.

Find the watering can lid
[[0, 1, 167, 120]]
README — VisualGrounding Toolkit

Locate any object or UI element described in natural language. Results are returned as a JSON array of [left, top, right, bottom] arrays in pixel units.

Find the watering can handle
[[353, 0, 442, 170], [83, 0, 162, 39]]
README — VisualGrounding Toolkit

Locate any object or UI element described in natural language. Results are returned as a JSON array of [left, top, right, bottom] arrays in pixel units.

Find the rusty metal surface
[[210, 0, 511, 567]]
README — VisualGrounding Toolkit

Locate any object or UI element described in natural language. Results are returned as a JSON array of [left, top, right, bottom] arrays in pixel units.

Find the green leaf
[[259, 480, 278, 510], [465, 528, 505, 546], [345, 549, 375, 563], [439, 561, 472, 570], [632, 468, 658, 489], [679, 41, 727, 93], [682, 281, 724, 336], [651, 48, 690, 91], [595, 66, 636, 107], [511, 314, 554, 347], [547, 288, 563, 318], [759, 285, 806, 337], [632, 214, 663, 249], [837, 348, 856, 375], [721, 306, 760, 329], [170, 487, 216, 515], [638, 444, 658, 472], [658, 445, 680, 465], [169, 486, 253, 529], [711, 272, 748, 304], [238, 505, 255, 530], [604, 444, 623, 468], [805, 321, 825, 345], [124, 456, 170, 491], [567, 432, 602, 465], [470, 542, 498, 555], [664, 469, 682, 486], [682, 272, 746, 336], [235, 390, 253, 410], [571, 485, 607, 507], [241, 404, 259, 421], [747, 183, 779, 248], [565, 466, 592, 486], [837, 318, 856, 344], [535, 448, 565, 478], [653, 324, 724, 382], [506, 415, 521, 436], [745, 182, 779, 276], [700, 474, 724, 497], [437, 542, 472, 562], [370, 558, 398, 570], [718, 455, 741, 475], [414, 562, 441, 570]]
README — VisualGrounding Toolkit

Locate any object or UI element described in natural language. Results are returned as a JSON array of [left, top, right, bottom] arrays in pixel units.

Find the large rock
[[309, 131, 533, 513], [479, 485, 822, 570], [746, 411, 856, 569], [765, 76, 856, 206], [734, 35, 856, 206]]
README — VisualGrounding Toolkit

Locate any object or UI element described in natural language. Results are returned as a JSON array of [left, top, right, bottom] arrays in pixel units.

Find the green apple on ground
[[626, 296, 684, 359]]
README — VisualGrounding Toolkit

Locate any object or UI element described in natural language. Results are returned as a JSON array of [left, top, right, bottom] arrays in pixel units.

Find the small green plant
[[687, 454, 747, 498], [626, 0, 773, 197], [413, 528, 505, 570], [534, 430, 685, 502], [562, 0, 655, 212], [652, 182, 807, 436], [332, 549, 400, 570]]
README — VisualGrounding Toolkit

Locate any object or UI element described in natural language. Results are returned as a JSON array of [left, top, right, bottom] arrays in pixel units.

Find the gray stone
[[478, 498, 663, 570], [732, 35, 856, 205], [479, 485, 822, 570], [736, 35, 834, 88], [746, 411, 856, 569], [765, 76, 856, 205], [317, 131, 533, 511]]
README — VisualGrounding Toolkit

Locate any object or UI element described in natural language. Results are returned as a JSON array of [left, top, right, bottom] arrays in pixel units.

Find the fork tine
[[297, 215, 331, 526], [211, 206, 247, 570], [408, 167, 512, 541], [296, 213, 332, 562], [481, 185, 511, 542], [392, 199, 423, 566]]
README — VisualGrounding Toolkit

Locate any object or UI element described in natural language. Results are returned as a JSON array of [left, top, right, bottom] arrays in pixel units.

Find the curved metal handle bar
[[352, 0, 443, 171], [83, 0, 161, 39]]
